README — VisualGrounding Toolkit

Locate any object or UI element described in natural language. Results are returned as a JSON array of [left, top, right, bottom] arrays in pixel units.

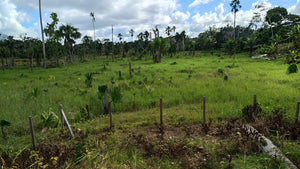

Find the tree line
[[0, 4, 300, 69]]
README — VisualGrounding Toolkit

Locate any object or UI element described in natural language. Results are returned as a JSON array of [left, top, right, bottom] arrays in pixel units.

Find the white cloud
[[171, 11, 191, 24], [288, 0, 300, 15], [9, 0, 178, 41], [190, 0, 276, 35], [2, 0, 299, 41], [0, 0, 37, 38], [191, 3, 224, 32], [189, 0, 214, 8]]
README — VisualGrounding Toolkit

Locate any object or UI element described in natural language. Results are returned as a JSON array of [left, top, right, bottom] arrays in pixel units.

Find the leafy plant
[[97, 85, 107, 100], [241, 103, 263, 122], [40, 109, 59, 129], [225, 40, 236, 56], [75, 106, 90, 122], [109, 86, 122, 103], [285, 50, 297, 64], [30, 87, 40, 99], [85, 73, 93, 88], [0, 120, 10, 139], [287, 63, 298, 74]]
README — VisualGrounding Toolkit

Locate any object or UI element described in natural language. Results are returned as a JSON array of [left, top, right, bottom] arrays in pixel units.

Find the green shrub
[[85, 73, 93, 88], [97, 85, 108, 100], [110, 86, 122, 103], [217, 68, 224, 74], [287, 64, 298, 74], [40, 109, 59, 129]]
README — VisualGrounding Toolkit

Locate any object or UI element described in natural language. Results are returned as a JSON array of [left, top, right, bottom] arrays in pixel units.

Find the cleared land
[[0, 52, 299, 168]]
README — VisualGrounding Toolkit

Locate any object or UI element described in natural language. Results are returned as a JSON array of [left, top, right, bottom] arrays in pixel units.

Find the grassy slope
[[0, 51, 299, 168]]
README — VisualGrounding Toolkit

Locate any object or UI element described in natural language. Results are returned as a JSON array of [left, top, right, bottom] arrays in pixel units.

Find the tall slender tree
[[230, 0, 242, 40], [44, 12, 60, 66], [129, 29, 135, 42], [165, 26, 172, 37], [90, 12, 96, 41], [39, 0, 47, 68]]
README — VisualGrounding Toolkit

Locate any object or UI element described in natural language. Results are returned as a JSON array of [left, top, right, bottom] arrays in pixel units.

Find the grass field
[[0, 51, 300, 168]]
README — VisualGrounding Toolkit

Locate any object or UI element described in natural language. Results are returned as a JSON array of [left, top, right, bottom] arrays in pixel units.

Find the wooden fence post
[[296, 102, 300, 123], [59, 104, 75, 138], [59, 104, 64, 128], [29, 116, 36, 149], [109, 101, 113, 129], [160, 98, 163, 125], [104, 90, 108, 114], [203, 96, 206, 124]]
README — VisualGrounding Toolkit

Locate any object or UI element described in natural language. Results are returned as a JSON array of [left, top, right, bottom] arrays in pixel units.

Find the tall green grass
[[0, 52, 299, 138]]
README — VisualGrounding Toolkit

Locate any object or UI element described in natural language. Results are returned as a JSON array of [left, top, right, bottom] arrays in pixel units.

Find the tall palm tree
[[117, 33, 122, 41], [118, 33, 125, 57], [59, 24, 82, 63], [230, 0, 242, 40], [137, 32, 144, 41], [129, 29, 135, 42], [39, 0, 47, 68], [144, 31, 150, 41], [165, 26, 172, 37], [180, 31, 186, 51], [90, 12, 96, 41], [172, 26, 176, 35]]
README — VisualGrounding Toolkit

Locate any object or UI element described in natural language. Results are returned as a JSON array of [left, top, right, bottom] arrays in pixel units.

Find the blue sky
[[0, 0, 299, 41]]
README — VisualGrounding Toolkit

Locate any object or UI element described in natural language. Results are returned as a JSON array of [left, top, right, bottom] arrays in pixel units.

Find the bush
[[85, 73, 93, 88], [40, 109, 59, 129], [241, 103, 263, 122], [287, 64, 298, 74]]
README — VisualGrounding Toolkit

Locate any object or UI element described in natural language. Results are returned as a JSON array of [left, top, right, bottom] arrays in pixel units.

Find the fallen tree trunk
[[243, 124, 298, 169]]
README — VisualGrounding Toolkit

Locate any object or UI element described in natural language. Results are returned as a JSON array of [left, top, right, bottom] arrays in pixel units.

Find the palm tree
[[137, 32, 144, 41], [153, 25, 160, 38], [90, 12, 96, 41], [230, 0, 241, 40], [165, 26, 172, 37], [117, 33, 122, 41], [118, 33, 125, 57], [172, 26, 176, 35], [180, 31, 186, 51], [144, 31, 150, 41], [59, 24, 82, 63], [152, 38, 168, 63], [39, 0, 47, 68], [129, 29, 135, 42]]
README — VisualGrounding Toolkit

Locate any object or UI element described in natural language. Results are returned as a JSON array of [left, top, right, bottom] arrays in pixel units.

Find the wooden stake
[[296, 102, 300, 123], [104, 90, 108, 114], [160, 98, 163, 125], [109, 101, 113, 129], [203, 96, 206, 124], [59, 104, 75, 138], [29, 116, 36, 149], [119, 71, 122, 79], [59, 104, 64, 128]]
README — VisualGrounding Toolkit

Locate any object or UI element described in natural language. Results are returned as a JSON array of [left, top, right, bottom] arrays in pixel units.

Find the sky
[[0, 0, 299, 42]]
